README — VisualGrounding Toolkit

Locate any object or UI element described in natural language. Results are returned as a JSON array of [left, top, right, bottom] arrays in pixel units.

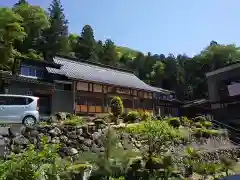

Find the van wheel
[[23, 116, 36, 127]]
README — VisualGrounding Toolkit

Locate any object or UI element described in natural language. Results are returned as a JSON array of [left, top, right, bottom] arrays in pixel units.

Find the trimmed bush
[[125, 111, 140, 123], [110, 96, 124, 118], [168, 117, 181, 128]]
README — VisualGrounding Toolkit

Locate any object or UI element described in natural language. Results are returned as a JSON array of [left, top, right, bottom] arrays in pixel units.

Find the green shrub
[[192, 128, 203, 138], [63, 116, 85, 126], [192, 128, 221, 138], [201, 121, 212, 128], [195, 122, 203, 128], [110, 96, 124, 118], [168, 117, 181, 128], [67, 163, 92, 177], [140, 111, 152, 121], [181, 116, 191, 126], [206, 129, 221, 136], [125, 111, 140, 123], [0, 139, 70, 180], [125, 120, 182, 149]]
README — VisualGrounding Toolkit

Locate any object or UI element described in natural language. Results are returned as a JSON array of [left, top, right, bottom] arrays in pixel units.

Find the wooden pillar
[[73, 81, 76, 114]]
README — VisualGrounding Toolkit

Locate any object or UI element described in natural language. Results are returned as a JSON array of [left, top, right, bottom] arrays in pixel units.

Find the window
[[29, 68, 35, 76], [26, 98, 33, 105], [55, 83, 72, 91], [76, 96, 87, 105], [21, 67, 29, 76], [77, 82, 88, 91], [36, 70, 43, 77], [20, 66, 43, 78], [0, 96, 27, 106], [103, 86, 107, 93], [132, 90, 137, 96], [0, 96, 7, 105], [64, 84, 72, 91], [8, 97, 27, 105], [55, 83, 64, 90]]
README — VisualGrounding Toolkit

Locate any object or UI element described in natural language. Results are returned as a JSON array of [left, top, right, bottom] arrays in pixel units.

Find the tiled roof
[[154, 87, 175, 95], [46, 57, 157, 92]]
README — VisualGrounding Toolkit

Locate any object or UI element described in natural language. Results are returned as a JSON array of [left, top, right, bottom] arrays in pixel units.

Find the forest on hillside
[[1, 0, 240, 101]]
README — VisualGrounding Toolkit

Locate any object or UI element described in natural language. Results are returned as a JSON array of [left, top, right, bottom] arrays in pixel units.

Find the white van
[[0, 94, 40, 126]]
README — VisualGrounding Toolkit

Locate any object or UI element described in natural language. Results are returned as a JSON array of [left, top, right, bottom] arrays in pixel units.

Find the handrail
[[210, 120, 240, 146], [211, 119, 240, 133]]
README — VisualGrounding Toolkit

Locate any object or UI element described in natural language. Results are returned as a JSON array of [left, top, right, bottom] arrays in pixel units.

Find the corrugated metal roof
[[46, 57, 157, 92]]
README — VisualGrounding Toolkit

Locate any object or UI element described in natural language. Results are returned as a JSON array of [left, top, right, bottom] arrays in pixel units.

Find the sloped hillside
[[116, 46, 139, 59]]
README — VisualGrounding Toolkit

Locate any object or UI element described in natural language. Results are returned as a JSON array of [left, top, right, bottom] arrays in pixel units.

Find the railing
[[210, 119, 240, 146]]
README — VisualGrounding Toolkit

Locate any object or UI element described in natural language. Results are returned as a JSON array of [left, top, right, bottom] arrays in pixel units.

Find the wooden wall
[[75, 81, 154, 114]]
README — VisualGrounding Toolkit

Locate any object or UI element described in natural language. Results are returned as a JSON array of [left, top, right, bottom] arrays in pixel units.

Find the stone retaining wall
[[0, 122, 239, 163]]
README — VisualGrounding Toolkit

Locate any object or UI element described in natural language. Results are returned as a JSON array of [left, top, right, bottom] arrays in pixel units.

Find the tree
[[0, 7, 26, 71], [100, 39, 118, 65], [74, 25, 98, 61], [14, 0, 28, 7], [149, 61, 165, 87], [37, 0, 68, 60], [129, 52, 146, 79], [200, 42, 240, 71], [13, 3, 49, 56]]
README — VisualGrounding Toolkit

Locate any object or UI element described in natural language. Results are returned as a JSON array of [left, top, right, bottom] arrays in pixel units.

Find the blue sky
[[1, 0, 240, 56]]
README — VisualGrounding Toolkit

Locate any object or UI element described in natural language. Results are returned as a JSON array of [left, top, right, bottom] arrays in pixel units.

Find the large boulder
[[0, 127, 9, 137], [61, 147, 78, 156], [56, 112, 68, 121], [83, 139, 92, 147], [59, 135, 68, 143], [51, 137, 60, 144], [13, 135, 29, 146], [49, 127, 62, 137]]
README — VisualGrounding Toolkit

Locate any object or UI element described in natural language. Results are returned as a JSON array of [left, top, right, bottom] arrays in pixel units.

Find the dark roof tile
[[46, 57, 157, 92]]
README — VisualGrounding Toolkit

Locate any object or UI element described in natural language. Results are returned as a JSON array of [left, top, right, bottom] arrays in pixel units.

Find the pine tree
[[37, 0, 68, 60], [14, 0, 28, 7], [74, 25, 97, 61], [100, 39, 118, 65]]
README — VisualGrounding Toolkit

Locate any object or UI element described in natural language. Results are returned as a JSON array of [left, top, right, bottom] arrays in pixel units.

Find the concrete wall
[[51, 90, 73, 114]]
